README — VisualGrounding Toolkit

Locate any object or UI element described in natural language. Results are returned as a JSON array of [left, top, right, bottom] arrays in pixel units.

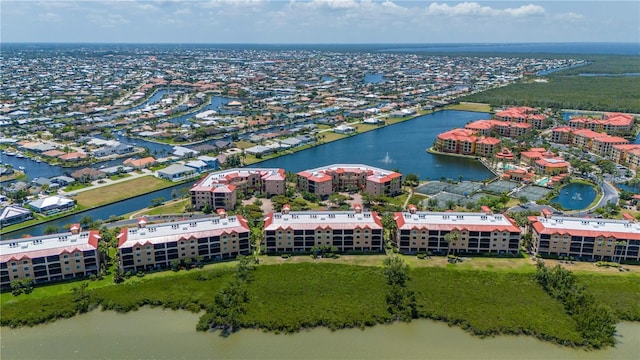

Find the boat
[[5, 151, 15, 156], [36, 159, 42, 163], [16, 153, 25, 158], [18, 166, 25, 171]]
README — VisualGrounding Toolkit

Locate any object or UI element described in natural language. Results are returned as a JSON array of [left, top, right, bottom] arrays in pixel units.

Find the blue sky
[[2, 1, 639, 43]]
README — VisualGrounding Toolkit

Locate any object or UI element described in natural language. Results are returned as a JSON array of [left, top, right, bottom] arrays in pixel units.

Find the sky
[[1, 0, 639, 44]]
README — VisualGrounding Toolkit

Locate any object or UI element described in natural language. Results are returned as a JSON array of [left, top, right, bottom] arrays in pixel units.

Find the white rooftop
[[118, 216, 249, 248], [1, 230, 99, 263], [265, 210, 382, 230]]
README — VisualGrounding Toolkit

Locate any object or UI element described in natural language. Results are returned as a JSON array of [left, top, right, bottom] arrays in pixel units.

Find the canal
[[4, 110, 494, 238], [1, 308, 638, 360]]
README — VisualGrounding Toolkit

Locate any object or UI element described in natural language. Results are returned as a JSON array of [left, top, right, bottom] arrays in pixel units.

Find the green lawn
[[74, 176, 173, 208]]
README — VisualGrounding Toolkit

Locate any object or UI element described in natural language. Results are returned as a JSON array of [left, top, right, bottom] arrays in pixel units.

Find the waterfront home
[[172, 146, 199, 158], [156, 164, 197, 182], [123, 156, 156, 169], [116, 212, 250, 273], [0, 205, 33, 226], [263, 204, 384, 254], [333, 124, 355, 134], [528, 211, 640, 262], [190, 168, 286, 210], [394, 205, 521, 255], [71, 168, 106, 182], [296, 164, 402, 197], [0, 224, 100, 289], [27, 195, 75, 214]]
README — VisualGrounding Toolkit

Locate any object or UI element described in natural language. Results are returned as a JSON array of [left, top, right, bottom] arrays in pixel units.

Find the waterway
[[3, 110, 494, 239], [1, 308, 638, 360], [256, 110, 494, 180], [551, 183, 597, 211]]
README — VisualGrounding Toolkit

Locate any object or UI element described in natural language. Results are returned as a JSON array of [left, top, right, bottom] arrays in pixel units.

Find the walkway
[[58, 169, 154, 196]]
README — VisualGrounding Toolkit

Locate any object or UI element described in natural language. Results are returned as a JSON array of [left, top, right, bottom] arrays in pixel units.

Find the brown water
[[1, 308, 638, 360]]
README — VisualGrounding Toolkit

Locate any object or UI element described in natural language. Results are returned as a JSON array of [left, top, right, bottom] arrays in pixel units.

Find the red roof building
[[1, 226, 100, 288], [117, 214, 250, 272], [394, 208, 521, 254], [264, 205, 383, 253], [297, 164, 402, 197], [528, 214, 640, 262], [494, 107, 548, 129]]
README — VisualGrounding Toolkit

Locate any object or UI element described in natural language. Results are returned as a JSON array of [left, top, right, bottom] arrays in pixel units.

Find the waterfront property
[[568, 113, 634, 135], [464, 119, 532, 138], [434, 128, 501, 157], [0, 224, 100, 289], [494, 106, 549, 129], [263, 204, 384, 253], [551, 127, 629, 157], [528, 209, 640, 262], [297, 164, 402, 197], [117, 211, 250, 273], [520, 148, 570, 175], [190, 168, 286, 211], [394, 205, 521, 254], [611, 144, 640, 170], [0, 205, 33, 227]]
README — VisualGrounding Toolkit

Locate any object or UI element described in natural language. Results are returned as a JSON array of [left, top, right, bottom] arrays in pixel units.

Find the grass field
[[74, 176, 173, 208]]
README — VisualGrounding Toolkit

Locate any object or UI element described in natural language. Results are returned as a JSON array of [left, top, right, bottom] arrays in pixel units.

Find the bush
[[417, 253, 426, 260]]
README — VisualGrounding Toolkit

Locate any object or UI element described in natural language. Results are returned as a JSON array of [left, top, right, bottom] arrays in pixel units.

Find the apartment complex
[[263, 204, 384, 253], [568, 113, 634, 135], [190, 167, 286, 210], [520, 148, 570, 175], [550, 127, 629, 157], [394, 205, 521, 254], [434, 128, 501, 157], [528, 210, 640, 262], [465, 119, 532, 138], [611, 144, 640, 170], [296, 164, 402, 197], [0, 224, 100, 288], [494, 106, 548, 129], [117, 212, 251, 273]]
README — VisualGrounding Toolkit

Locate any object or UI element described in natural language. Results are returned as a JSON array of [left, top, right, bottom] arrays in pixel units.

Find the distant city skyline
[[1, 1, 639, 44]]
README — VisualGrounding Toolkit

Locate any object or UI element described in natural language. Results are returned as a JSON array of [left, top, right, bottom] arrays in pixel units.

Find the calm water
[[1, 308, 638, 360], [256, 110, 494, 181], [551, 183, 597, 210]]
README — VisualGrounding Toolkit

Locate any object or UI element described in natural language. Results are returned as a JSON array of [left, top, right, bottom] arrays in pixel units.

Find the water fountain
[[381, 152, 392, 164]]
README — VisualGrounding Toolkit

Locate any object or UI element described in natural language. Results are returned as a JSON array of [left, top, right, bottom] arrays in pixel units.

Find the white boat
[[5, 151, 16, 156], [18, 166, 25, 171], [16, 153, 25, 158]]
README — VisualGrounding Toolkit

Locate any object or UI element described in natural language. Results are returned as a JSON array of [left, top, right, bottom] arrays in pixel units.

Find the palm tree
[[613, 240, 628, 263], [443, 230, 460, 256]]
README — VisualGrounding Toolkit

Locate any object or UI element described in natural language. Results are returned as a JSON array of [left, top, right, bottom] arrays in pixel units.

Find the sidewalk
[[58, 169, 154, 195]]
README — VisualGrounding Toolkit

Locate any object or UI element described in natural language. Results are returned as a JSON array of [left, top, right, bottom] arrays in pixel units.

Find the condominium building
[[191, 167, 286, 210], [465, 119, 532, 138], [550, 127, 629, 157], [0, 224, 100, 288], [263, 204, 384, 253], [297, 164, 402, 197], [568, 113, 634, 135], [611, 144, 640, 170], [494, 107, 548, 129], [117, 211, 251, 273], [528, 210, 640, 262], [434, 128, 500, 157], [394, 205, 521, 254]]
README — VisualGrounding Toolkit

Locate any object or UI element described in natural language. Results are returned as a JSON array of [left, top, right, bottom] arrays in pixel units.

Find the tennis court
[[416, 181, 449, 195], [517, 185, 552, 201], [484, 180, 519, 194], [445, 181, 482, 196]]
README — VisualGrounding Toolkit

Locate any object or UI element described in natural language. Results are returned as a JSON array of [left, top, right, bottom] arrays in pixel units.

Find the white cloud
[[426, 2, 544, 17], [201, 0, 267, 8], [38, 12, 63, 23], [554, 12, 585, 21], [174, 7, 192, 16]]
